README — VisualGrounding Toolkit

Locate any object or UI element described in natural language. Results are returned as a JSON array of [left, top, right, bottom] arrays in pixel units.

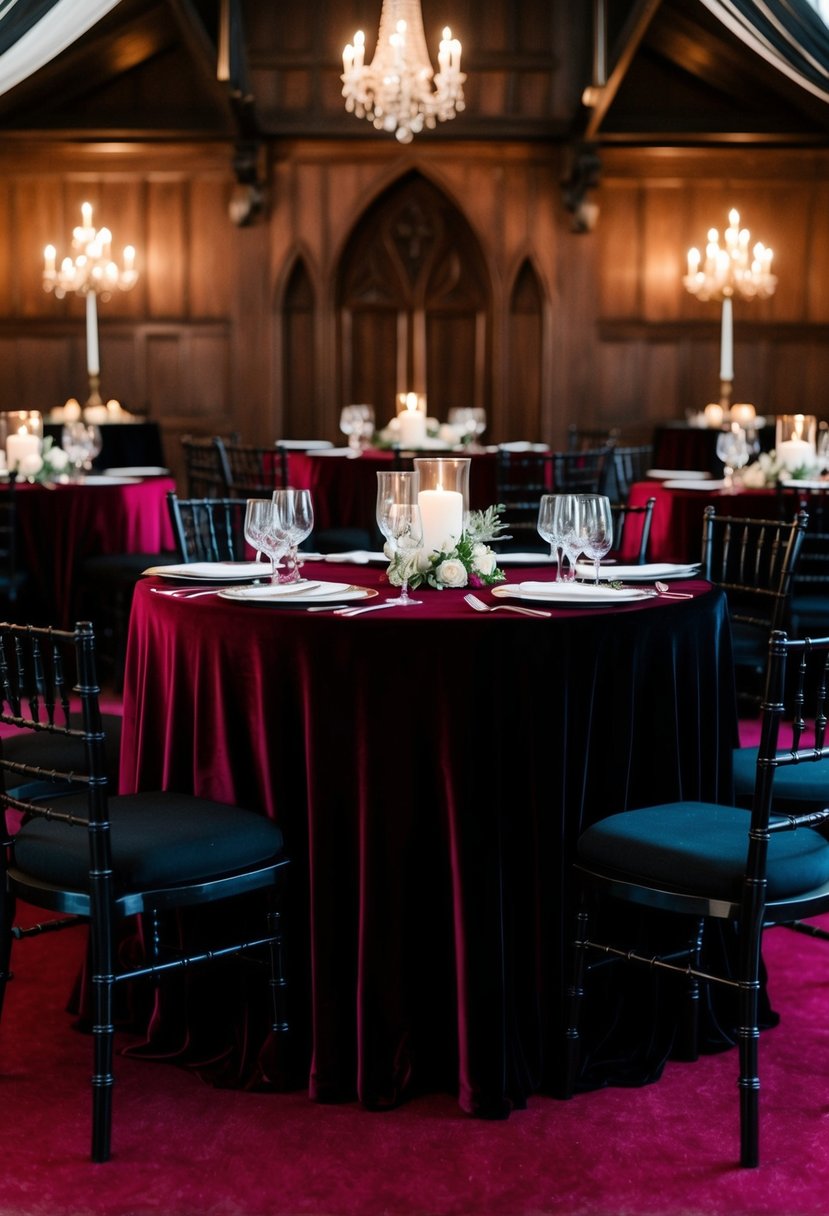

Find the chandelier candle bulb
[[418, 485, 463, 556]]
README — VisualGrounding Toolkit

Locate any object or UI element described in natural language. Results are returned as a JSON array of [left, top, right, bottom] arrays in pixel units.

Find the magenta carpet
[[0, 902, 826, 1215], [0, 710, 825, 1214]]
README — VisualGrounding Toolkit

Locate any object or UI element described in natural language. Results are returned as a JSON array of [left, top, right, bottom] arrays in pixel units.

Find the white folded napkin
[[143, 561, 265, 579], [518, 581, 621, 598], [574, 561, 699, 581], [321, 551, 386, 564]]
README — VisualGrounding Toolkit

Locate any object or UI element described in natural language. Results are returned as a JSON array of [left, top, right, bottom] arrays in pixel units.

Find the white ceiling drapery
[[0, 0, 121, 98]]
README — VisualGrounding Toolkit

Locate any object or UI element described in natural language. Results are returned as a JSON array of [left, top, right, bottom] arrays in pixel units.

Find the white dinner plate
[[218, 581, 377, 605], [307, 550, 387, 564], [102, 466, 171, 477], [144, 561, 267, 582], [81, 474, 142, 486], [646, 469, 710, 481], [661, 479, 726, 491], [493, 582, 654, 605], [574, 561, 700, 582]]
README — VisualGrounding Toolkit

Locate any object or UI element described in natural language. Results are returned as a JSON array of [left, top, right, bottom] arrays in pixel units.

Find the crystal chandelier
[[342, 0, 465, 144], [682, 208, 776, 411]]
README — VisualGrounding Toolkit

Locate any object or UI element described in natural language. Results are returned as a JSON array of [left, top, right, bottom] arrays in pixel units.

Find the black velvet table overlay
[[119, 568, 738, 1114], [43, 420, 165, 471], [652, 422, 774, 475]]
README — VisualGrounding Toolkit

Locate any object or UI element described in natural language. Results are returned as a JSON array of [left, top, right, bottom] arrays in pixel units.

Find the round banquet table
[[628, 481, 787, 564], [119, 563, 739, 1115], [284, 448, 498, 538], [15, 475, 176, 625]]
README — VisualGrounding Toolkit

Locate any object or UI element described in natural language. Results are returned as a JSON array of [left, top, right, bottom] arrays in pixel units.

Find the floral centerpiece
[[385, 503, 509, 591], [10, 437, 71, 484], [737, 448, 823, 488]]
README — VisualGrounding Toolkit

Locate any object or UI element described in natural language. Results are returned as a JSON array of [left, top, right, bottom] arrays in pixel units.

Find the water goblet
[[551, 494, 583, 581], [376, 469, 422, 605], [341, 405, 374, 451], [537, 494, 564, 578], [272, 488, 314, 583], [245, 498, 290, 583], [579, 495, 614, 584], [716, 423, 749, 492], [61, 421, 101, 479]]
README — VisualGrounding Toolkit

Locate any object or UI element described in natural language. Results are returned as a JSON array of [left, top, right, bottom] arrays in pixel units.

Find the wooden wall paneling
[[639, 339, 682, 435], [189, 176, 232, 320], [16, 334, 76, 413], [425, 311, 480, 416], [188, 331, 232, 421], [145, 332, 185, 420], [18, 179, 61, 319], [228, 219, 271, 443], [806, 182, 829, 324], [282, 259, 318, 439], [506, 261, 543, 441], [0, 183, 14, 318], [746, 186, 809, 322], [87, 178, 144, 321], [345, 309, 399, 427], [597, 183, 640, 319], [146, 179, 187, 318], [96, 332, 136, 410], [0, 337, 18, 407], [641, 184, 685, 322]]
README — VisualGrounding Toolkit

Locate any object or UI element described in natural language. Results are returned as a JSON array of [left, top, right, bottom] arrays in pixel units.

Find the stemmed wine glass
[[61, 422, 102, 479], [551, 494, 583, 582], [448, 407, 487, 450], [244, 498, 290, 583], [716, 423, 749, 492], [376, 470, 423, 605], [340, 405, 374, 451], [537, 494, 564, 579], [579, 495, 614, 584], [272, 488, 314, 584]]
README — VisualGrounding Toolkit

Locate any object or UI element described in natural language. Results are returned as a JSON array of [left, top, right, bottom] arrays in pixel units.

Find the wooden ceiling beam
[[582, 0, 665, 140]]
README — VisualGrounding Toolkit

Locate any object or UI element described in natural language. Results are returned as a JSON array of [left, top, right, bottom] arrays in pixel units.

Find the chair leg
[[90, 909, 116, 1163], [677, 917, 704, 1062], [267, 907, 289, 1035], [563, 894, 590, 1098], [737, 936, 762, 1168]]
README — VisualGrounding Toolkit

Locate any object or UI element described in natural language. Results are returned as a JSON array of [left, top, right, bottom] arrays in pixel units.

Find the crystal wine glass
[[245, 498, 289, 583], [579, 495, 614, 584], [376, 469, 423, 605], [551, 494, 583, 582], [61, 421, 101, 479], [716, 423, 749, 492], [272, 488, 314, 584], [537, 494, 564, 579]]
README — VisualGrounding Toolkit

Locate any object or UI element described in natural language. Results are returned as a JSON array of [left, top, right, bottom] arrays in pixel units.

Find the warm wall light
[[342, 0, 465, 143]]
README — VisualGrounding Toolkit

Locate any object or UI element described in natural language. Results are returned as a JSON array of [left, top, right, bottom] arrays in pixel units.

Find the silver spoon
[[654, 581, 694, 599]]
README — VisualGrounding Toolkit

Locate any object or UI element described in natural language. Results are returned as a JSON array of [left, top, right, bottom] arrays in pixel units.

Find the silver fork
[[464, 593, 551, 619]]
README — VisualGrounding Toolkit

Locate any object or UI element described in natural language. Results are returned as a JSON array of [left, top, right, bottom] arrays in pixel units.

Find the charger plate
[[493, 582, 654, 606], [218, 581, 377, 605]]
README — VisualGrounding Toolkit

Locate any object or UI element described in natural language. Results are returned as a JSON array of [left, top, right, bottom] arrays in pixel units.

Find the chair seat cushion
[[577, 802, 829, 903], [13, 791, 284, 893], [732, 746, 829, 813]]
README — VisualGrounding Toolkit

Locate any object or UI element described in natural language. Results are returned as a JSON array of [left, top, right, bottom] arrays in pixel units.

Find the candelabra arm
[[719, 378, 733, 414]]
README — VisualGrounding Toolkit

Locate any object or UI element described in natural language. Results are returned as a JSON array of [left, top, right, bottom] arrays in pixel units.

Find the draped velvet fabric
[[16, 476, 175, 624], [628, 482, 783, 563], [698, 0, 829, 101], [118, 567, 739, 1115]]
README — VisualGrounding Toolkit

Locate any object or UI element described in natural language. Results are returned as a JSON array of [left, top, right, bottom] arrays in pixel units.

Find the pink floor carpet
[[0, 901, 827, 1215]]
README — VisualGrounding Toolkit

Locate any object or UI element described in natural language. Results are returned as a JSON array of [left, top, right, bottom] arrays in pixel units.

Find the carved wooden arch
[[336, 170, 491, 427], [280, 253, 322, 438], [507, 257, 546, 442]]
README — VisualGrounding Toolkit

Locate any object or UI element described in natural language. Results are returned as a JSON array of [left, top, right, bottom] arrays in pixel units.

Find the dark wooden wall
[[0, 136, 827, 482]]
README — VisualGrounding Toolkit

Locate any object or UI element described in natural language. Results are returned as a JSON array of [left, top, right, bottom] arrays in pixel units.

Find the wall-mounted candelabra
[[682, 208, 776, 413], [42, 202, 138, 406]]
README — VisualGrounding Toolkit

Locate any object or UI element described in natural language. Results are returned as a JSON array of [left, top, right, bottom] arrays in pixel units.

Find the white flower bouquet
[[11, 437, 71, 484], [385, 503, 509, 591]]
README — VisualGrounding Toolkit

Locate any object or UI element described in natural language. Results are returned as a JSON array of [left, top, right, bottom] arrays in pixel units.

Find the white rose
[[416, 548, 433, 573], [435, 558, 468, 588], [17, 453, 43, 477], [46, 448, 70, 471], [472, 547, 497, 576]]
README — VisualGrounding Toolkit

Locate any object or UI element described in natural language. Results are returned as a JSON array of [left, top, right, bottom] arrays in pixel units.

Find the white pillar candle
[[6, 431, 40, 471], [399, 408, 426, 448], [418, 487, 463, 555], [86, 291, 100, 376], [777, 437, 813, 471], [719, 295, 734, 382]]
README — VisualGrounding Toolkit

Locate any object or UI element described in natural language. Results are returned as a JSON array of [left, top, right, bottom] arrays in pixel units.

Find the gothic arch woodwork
[[337, 172, 491, 426], [281, 256, 317, 437], [507, 258, 545, 440]]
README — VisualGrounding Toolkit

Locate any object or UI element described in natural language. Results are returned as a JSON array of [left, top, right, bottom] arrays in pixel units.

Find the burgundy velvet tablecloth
[[285, 449, 498, 535], [120, 564, 737, 1115], [629, 481, 783, 564], [16, 476, 176, 625]]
